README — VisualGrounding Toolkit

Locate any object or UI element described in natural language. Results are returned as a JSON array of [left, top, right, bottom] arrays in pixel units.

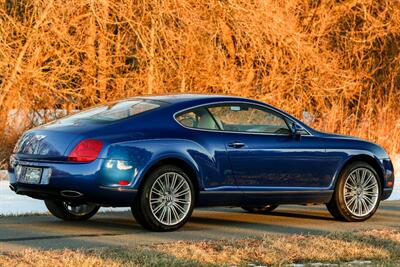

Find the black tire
[[242, 204, 279, 214], [132, 165, 195, 231], [326, 161, 381, 222], [44, 200, 99, 221]]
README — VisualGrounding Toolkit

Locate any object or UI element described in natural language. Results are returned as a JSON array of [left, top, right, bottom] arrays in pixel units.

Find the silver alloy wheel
[[63, 202, 97, 216], [344, 167, 379, 217], [149, 172, 192, 226]]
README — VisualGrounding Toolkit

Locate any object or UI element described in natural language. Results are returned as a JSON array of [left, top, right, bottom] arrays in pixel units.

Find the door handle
[[228, 141, 245, 148]]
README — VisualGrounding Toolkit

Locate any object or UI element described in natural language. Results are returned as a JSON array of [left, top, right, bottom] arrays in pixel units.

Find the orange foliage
[[0, 0, 399, 165]]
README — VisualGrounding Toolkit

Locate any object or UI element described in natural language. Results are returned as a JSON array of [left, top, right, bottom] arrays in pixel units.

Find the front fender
[[329, 150, 390, 190]]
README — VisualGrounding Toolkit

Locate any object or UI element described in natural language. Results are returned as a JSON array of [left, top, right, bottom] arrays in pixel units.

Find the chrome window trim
[[173, 101, 313, 137]]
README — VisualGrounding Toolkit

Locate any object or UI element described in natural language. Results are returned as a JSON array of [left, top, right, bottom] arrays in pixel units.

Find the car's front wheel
[[327, 161, 381, 222], [132, 165, 195, 231], [44, 200, 99, 221]]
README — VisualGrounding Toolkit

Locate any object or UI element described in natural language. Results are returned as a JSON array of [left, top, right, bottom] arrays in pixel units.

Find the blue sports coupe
[[8, 94, 395, 231]]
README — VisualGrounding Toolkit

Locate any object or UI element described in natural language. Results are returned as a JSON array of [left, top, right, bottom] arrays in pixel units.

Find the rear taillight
[[67, 139, 103, 162]]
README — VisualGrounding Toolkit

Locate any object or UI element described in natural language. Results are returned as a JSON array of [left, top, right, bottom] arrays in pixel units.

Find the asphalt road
[[1, 201, 399, 252]]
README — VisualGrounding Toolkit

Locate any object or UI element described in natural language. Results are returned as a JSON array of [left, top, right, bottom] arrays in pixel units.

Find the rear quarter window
[[175, 107, 219, 130]]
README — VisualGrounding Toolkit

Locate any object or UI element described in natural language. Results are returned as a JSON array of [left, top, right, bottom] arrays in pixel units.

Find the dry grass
[[0, 0, 400, 165], [155, 233, 390, 266], [0, 249, 121, 267], [0, 247, 201, 267], [361, 228, 400, 244], [1, 229, 400, 266]]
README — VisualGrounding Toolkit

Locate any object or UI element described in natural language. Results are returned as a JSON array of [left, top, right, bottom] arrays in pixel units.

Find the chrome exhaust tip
[[60, 190, 83, 198]]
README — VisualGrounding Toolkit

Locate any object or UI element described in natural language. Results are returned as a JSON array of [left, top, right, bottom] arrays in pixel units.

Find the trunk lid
[[14, 129, 80, 160]]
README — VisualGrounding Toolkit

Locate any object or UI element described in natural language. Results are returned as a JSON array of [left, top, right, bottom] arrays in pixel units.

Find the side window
[[176, 107, 219, 130], [207, 104, 290, 134]]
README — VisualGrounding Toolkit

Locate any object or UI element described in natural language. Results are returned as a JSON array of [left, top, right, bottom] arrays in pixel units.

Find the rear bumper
[[9, 182, 137, 206], [8, 158, 139, 207]]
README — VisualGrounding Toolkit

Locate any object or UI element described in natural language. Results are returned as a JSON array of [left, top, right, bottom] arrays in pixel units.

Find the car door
[[206, 103, 338, 193], [175, 106, 244, 206]]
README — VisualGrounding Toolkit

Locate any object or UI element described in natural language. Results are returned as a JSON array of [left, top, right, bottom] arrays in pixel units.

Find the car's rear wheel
[[132, 165, 195, 231], [242, 204, 278, 214], [327, 161, 381, 222], [44, 200, 99, 221]]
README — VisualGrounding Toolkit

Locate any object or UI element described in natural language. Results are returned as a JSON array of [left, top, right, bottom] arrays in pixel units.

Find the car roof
[[131, 93, 281, 115], [135, 93, 293, 120], [135, 94, 264, 107], [136, 93, 250, 104]]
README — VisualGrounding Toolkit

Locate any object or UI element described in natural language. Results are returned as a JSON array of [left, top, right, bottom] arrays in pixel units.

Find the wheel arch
[[136, 156, 202, 200], [335, 154, 384, 189]]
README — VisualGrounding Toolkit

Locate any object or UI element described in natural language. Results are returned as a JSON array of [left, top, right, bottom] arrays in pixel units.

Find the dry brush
[[0, 0, 399, 166]]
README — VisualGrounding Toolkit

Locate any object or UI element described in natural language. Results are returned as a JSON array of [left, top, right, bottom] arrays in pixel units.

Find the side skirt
[[196, 190, 334, 207]]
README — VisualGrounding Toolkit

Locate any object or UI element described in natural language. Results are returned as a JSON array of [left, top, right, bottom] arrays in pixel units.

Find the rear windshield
[[57, 100, 160, 123]]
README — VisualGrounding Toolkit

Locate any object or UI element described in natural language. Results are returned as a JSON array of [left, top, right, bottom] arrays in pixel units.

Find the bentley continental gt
[[8, 94, 395, 231]]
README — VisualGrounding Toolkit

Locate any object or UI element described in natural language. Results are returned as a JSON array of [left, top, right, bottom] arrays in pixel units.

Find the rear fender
[[104, 139, 212, 190]]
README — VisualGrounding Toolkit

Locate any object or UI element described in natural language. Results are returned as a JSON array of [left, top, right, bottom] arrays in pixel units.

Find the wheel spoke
[[171, 173, 178, 190], [353, 199, 359, 215], [360, 198, 368, 214], [159, 206, 167, 221], [355, 170, 360, 185], [347, 195, 357, 207], [174, 187, 190, 198], [155, 179, 166, 192], [364, 182, 378, 191], [173, 202, 186, 213], [173, 179, 185, 194], [349, 174, 357, 186], [358, 199, 363, 216], [167, 207, 172, 225], [174, 198, 190, 204], [362, 173, 373, 187], [364, 191, 378, 196], [361, 169, 366, 183], [363, 195, 374, 206], [152, 202, 165, 214], [164, 174, 170, 191], [345, 183, 355, 191], [151, 187, 164, 197], [344, 191, 354, 198], [170, 205, 180, 222], [356, 199, 362, 214], [150, 197, 164, 204]]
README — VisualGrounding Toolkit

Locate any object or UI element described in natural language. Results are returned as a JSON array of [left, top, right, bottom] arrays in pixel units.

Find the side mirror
[[291, 122, 308, 139]]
